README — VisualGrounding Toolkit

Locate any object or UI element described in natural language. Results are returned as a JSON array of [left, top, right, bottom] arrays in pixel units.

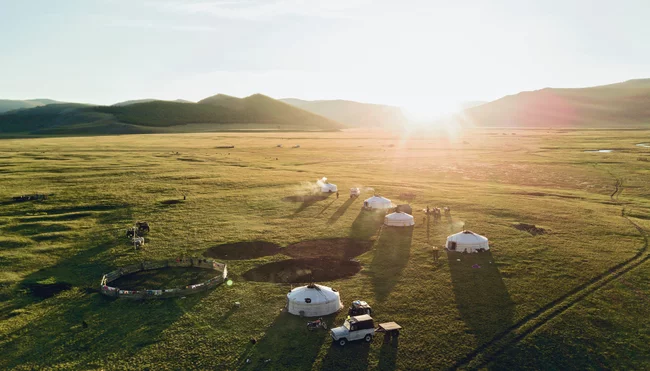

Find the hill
[[0, 94, 341, 136], [112, 99, 194, 106], [280, 98, 408, 128], [0, 98, 66, 114], [460, 79, 650, 128]]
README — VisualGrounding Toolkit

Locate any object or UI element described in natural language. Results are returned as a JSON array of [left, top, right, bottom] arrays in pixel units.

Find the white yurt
[[321, 183, 338, 193], [363, 195, 392, 210], [286, 283, 343, 317], [384, 211, 415, 227], [446, 230, 489, 253]]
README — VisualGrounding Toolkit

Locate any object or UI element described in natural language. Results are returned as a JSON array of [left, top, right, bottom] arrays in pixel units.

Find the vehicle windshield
[[344, 320, 350, 330]]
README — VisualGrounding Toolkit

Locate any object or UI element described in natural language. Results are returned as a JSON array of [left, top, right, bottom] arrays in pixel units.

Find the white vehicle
[[330, 314, 375, 346], [350, 188, 361, 198]]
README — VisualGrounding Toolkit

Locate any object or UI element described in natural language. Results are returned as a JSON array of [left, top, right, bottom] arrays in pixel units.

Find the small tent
[[384, 211, 415, 227], [363, 195, 392, 210], [286, 283, 343, 317], [446, 230, 489, 253], [321, 183, 338, 193]]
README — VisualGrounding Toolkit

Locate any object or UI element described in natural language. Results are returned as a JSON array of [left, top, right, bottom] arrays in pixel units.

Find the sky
[[1, 0, 649, 118]]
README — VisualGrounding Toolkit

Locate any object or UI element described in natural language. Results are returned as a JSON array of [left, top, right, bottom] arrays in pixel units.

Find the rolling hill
[[0, 99, 66, 114], [280, 98, 409, 128], [460, 79, 650, 128], [0, 94, 342, 136], [112, 99, 193, 106]]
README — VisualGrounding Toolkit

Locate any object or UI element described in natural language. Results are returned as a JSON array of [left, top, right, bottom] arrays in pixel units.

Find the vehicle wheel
[[322, 322, 328, 329], [338, 338, 347, 346], [364, 334, 373, 342]]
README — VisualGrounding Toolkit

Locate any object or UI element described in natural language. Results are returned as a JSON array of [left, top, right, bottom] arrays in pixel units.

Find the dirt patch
[[282, 194, 330, 203], [24, 282, 72, 299], [513, 223, 547, 235], [284, 238, 373, 259], [243, 257, 361, 283], [204, 241, 281, 260], [110, 267, 216, 290]]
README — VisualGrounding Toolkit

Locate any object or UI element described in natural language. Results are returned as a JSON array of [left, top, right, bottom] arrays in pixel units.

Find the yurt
[[363, 195, 392, 210], [286, 283, 343, 317], [384, 211, 415, 227], [445, 230, 489, 253], [321, 182, 338, 193]]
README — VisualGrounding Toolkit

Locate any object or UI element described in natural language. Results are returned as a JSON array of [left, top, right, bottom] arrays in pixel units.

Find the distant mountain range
[[459, 79, 650, 128], [0, 99, 66, 114], [2, 78, 649, 137], [0, 94, 341, 136], [280, 98, 409, 128], [112, 99, 193, 106]]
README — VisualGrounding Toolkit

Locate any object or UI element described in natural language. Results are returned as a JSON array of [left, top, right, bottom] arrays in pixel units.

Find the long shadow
[[316, 198, 338, 217], [370, 227, 413, 302], [237, 311, 329, 370], [0, 289, 205, 369], [285, 193, 332, 214], [449, 251, 514, 345], [378, 335, 399, 371], [318, 338, 371, 371], [2, 204, 133, 319], [328, 197, 356, 224], [349, 210, 384, 240]]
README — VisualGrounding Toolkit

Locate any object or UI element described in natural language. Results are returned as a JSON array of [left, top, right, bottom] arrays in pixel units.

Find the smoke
[[362, 186, 374, 193], [296, 177, 327, 194]]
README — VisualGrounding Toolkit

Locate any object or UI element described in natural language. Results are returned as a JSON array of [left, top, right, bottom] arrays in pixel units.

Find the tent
[[321, 183, 338, 193], [286, 283, 343, 317], [446, 230, 489, 253], [384, 211, 415, 227], [363, 195, 392, 210]]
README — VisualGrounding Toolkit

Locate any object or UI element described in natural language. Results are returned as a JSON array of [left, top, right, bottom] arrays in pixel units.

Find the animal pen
[[100, 258, 228, 299]]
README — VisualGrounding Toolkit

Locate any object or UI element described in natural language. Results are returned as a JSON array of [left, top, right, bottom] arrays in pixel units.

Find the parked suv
[[330, 314, 375, 346]]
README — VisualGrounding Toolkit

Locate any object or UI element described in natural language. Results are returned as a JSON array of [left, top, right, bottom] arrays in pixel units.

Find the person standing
[[336, 191, 339, 199], [432, 246, 439, 263]]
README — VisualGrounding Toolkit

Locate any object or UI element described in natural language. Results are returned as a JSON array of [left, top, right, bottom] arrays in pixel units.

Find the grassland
[[1, 129, 649, 370]]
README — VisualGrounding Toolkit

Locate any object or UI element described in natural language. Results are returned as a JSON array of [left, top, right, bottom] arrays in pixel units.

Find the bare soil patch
[[203, 241, 281, 260], [242, 257, 361, 283], [513, 223, 547, 235], [284, 238, 373, 259]]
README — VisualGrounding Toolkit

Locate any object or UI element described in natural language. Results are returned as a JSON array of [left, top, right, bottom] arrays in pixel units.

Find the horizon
[[2, 0, 649, 119]]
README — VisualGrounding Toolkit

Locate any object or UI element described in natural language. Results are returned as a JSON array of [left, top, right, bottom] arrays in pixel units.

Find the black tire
[[364, 334, 372, 342], [338, 338, 347, 346]]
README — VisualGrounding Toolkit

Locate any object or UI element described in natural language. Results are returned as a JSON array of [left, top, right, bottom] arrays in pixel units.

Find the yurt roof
[[385, 212, 414, 221], [447, 230, 488, 243], [365, 195, 391, 203], [287, 284, 339, 303]]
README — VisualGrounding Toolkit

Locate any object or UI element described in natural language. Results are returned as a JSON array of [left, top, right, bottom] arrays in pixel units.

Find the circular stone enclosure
[[242, 257, 361, 283], [100, 258, 227, 300]]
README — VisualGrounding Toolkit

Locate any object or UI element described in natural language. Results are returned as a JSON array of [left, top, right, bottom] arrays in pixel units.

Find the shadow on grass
[[0, 291, 204, 370], [237, 312, 329, 370], [378, 335, 399, 371], [449, 251, 514, 345], [282, 193, 333, 215], [1, 205, 134, 319], [316, 198, 338, 217], [349, 210, 384, 240], [328, 197, 356, 224], [370, 227, 413, 302], [318, 338, 371, 371]]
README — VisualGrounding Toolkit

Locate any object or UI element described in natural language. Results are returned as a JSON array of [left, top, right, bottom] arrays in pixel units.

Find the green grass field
[[1, 129, 649, 370]]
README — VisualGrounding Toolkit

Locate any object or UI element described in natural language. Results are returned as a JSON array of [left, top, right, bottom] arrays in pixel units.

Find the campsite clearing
[[1, 129, 649, 370]]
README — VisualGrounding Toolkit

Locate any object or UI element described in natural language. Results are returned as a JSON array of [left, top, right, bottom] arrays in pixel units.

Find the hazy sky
[[1, 0, 648, 117]]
